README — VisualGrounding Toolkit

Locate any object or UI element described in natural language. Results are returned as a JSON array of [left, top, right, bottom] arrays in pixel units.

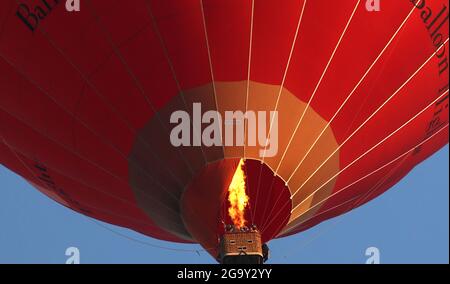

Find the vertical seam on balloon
[[200, 0, 226, 157], [275, 0, 361, 177], [243, 0, 255, 161]]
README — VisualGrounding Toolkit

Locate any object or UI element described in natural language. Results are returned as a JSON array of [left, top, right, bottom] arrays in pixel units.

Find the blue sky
[[0, 145, 448, 264]]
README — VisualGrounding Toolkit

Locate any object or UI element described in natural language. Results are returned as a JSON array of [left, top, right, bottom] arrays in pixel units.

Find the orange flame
[[228, 159, 249, 229]]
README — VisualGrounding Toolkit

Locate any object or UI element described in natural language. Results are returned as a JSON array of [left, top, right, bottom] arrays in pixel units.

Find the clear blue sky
[[0, 146, 448, 264]]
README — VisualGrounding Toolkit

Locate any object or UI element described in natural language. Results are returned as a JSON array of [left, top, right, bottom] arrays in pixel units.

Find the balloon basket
[[218, 225, 269, 264]]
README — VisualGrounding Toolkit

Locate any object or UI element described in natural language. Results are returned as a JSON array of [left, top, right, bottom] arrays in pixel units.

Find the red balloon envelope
[[0, 0, 448, 259]]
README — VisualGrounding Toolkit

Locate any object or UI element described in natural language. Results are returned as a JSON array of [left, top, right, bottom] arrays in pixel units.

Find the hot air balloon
[[0, 0, 448, 263]]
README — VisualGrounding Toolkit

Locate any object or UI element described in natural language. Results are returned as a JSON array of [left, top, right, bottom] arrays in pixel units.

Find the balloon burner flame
[[227, 159, 249, 229]]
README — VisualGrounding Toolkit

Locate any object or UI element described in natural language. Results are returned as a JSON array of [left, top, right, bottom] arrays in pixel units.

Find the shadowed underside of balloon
[[0, 0, 448, 261]]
